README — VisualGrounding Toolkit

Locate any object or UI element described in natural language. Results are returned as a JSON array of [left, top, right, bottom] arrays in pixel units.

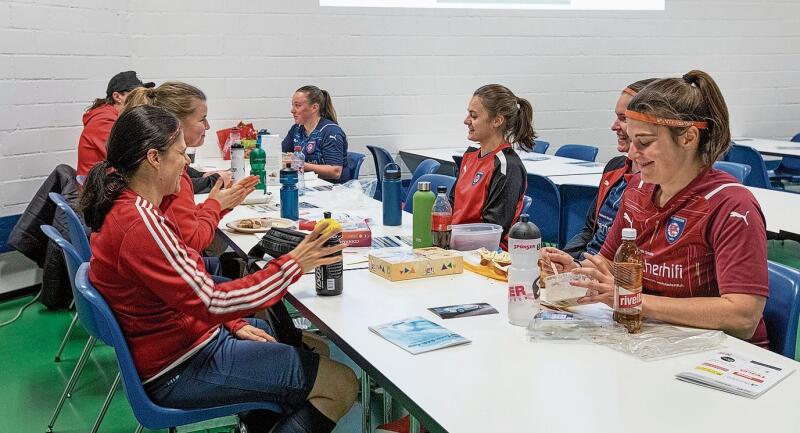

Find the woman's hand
[[571, 253, 615, 307], [289, 221, 347, 273], [207, 175, 258, 210], [203, 169, 233, 188], [234, 324, 276, 342], [539, 247, 578, 278]]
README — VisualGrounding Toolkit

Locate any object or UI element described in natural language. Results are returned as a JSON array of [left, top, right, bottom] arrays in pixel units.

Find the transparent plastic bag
[[527, 310, 614, 341], [331, 179, 377, 208], [589, 322, 727, 361]]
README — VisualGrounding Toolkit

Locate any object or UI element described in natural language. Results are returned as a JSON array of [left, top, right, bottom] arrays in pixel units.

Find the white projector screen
[[320, 0, 664, 11]]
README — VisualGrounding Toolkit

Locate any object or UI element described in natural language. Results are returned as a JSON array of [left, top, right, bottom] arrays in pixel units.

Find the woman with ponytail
[[281, 85, 350, 183], [124, 81, 253, 254], [541, 70, 770, 348], [83, 105, 357, 433], [449, 84, 531, 250]]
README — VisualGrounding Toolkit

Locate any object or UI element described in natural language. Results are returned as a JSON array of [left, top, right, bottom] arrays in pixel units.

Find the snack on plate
[[477, 248, 512, 267], [238, 218, 268, 229]]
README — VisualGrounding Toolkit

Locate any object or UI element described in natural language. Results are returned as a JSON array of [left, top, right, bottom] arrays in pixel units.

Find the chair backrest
[[403, 174, 456, 213], [347, 151, 366, 180], [42, 225, 101, 341], [558, 184, 599, 248], [724, 144, 772, 189], [525, 174, 560, 245], [452, 155, 463, 177], [48, 192, 91, 262], [407, 159, 442, 200], [74, 263, 281, 429], [554, 144, 599, 162], [713, 161, 751, 184], [764, 261, 800, 360], [791, 133, 800, 143], [533, 140, 550, 154], [366, 145, 396, 200]]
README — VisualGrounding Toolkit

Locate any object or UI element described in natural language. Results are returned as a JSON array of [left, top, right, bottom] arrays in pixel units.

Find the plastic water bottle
[[279, 168, 299, 221], [382, 163, 402, 226], [613, 228, 643, 333], [431, 185, 452, 249], [507, 214, 542, 326], [315, 211, 344, 296], [250, 135, 267, 192], [412, 181, 435, 248], [230, 129, 245, 182], [292, 145, 305, 195]]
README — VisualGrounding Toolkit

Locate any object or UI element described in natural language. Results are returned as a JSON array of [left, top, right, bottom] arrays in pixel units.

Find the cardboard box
[[368, 247, 463, 282], [340, 218, 372, 247]]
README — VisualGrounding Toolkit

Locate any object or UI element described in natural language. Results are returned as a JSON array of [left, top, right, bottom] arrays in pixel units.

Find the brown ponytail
[[473, 84, 537, 152], [627, 70, 730, 167], [297, 85, 338, 124], [123, 81, 206, 120]]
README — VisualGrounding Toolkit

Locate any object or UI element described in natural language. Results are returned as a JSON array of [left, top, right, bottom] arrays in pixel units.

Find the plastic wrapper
[[527, 310, 613, 341], [330, 179, 378, 208]]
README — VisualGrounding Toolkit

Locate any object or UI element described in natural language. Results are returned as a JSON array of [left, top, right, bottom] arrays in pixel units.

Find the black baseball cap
[[106, 71, 155, 97]]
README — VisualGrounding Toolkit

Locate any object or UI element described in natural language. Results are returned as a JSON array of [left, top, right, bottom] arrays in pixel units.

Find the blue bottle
[[280, 168, 299, 221], [382, 163, 402, 226]]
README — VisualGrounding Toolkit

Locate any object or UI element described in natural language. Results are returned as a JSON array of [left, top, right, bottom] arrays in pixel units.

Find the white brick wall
[[1, 0, 799, 218]]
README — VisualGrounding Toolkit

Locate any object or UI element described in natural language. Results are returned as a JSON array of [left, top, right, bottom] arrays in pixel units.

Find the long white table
[[733, 137, 800, 158], [197, 157, 800, 433], [400, 147, 606, 177]]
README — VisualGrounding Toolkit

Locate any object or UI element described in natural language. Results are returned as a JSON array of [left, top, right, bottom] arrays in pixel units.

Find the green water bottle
[[412, 181, 435, 248], [250, 135, 267, 191]]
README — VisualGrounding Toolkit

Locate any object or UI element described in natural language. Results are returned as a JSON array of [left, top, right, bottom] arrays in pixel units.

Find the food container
[[449, 223, 503, 251], [541, 273, 594, 307]]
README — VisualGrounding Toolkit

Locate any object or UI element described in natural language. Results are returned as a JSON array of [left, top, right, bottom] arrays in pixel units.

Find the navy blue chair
[[764, 261, 800, 360], [41, 225, 112, 433], [554, 144, 598, 162], [347, 151, 366, 180], [713, 161, 751, 184], [452, 155, 463, 176], [404, 159, 441, 201], [533, 140, 550, 154], [48, 192, 91, 262], [403, 174, 456, 213], [771, 133, 800, 183], [525, 174, 561, 246], [75, 263, 283, 433], [558, 184, 599, 248], [521, 195, 532, 217], [724, 144, 774, 189], [366, 145, 396, 200]]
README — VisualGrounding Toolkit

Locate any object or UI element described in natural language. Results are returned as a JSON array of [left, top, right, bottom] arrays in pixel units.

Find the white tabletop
[[400, 147, 606, 177], [747, 186, 800, 237], [548, 173, 603, 186], [733, 138, 800, 158]]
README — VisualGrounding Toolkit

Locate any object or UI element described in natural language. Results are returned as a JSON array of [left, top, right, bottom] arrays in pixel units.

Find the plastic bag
[[527, 310, 613, 341], [331, 179, 378, 208], [589, 322, 726, 361]]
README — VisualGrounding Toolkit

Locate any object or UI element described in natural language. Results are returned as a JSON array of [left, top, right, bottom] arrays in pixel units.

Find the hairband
[[622, 87, 637, 97], [624, 110, 708, 129]]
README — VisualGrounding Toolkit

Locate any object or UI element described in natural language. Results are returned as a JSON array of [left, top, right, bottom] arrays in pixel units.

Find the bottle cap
[[384, 163, 401, 180], [418, 181, 431, 192], [279, 168, 298, 185], [622, 228, 637, 240], [294, 145, 302, 152], [436, 185, 447, 194], [323, 211, 332, 219], [519, 213, 529, 223]]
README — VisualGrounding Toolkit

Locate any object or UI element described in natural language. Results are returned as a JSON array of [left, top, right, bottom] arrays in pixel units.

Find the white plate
[[241, 191, 273, 205]]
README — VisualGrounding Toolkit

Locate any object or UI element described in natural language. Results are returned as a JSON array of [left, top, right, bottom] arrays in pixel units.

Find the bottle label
[[431, 214, 452, 231], [616, 285, 642, 309]]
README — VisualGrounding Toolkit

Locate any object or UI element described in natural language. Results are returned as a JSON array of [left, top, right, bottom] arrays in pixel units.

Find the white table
[[399, 147, 606, 177], [733, 137, 800, 158], [548, 173, 602, 186], [747, 186, 800, 238]]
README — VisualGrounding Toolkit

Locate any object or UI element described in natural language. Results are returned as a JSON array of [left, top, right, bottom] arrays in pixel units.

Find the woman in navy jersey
[[542, 70, 769, 347], [449, 84, 532, 250], [281, 86, 350, 183]]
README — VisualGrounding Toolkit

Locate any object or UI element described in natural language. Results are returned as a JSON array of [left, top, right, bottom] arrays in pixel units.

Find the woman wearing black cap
[[76, 71, 154, 177]]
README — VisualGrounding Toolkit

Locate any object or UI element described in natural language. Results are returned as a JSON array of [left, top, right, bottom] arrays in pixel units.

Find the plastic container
[[449, 223, 503, 251]]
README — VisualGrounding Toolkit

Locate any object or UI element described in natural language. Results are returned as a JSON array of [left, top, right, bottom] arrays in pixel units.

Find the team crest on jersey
[[471, 171, 484, 185], [305, 141, 316, 153], [665, 215, 686, 244]]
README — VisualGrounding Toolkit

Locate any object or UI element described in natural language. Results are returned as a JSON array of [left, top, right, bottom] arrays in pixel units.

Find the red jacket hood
[[82, 104, 118, 127]]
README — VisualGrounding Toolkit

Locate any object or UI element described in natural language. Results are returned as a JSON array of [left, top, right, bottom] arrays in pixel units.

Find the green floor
[[1, 240, 798, 432]]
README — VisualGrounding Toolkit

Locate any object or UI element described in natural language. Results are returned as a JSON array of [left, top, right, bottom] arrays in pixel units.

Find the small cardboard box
[[340, 218, 371, 247], [368, 247, 463, 282]]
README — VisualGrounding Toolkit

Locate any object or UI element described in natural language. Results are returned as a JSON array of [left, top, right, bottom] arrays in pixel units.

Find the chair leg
[[410, 416, 421, 433], [134, 424, 144, 433], [90, 372, 120, 433], [47, 336, 96, 432], [361, 372, 371, 433], [382, 391, 392, 424], [54, 313, 80, 362]]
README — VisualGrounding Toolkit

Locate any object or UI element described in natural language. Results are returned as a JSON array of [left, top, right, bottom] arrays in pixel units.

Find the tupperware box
[[450, 223, 503, 251], [368, 247, 463, 282]]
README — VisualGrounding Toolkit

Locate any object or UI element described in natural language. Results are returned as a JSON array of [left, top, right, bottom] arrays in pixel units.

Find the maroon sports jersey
[[600, 169, 769, 347], [450, 143, 527, 250]]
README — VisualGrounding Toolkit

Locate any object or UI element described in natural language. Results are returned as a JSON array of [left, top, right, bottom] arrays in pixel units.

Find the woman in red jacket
[[81, 105, 357, 433]]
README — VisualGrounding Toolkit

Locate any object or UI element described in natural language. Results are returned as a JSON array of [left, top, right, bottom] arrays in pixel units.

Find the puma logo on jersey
[[729, 210, 749, 226], [623, 212, 633, 228]]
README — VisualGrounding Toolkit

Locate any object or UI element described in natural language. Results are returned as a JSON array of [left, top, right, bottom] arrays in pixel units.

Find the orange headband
[[624, 110, 708, 129], [622, 87, 637, 97]]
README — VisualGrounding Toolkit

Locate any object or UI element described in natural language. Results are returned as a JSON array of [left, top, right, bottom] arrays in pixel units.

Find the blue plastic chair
[[403, 174, 456, 213], [74, 263, 283, 432], [533, 140, 550, 154], [367, 145, 396, 201], [525, 174, 561, 246], [41, 225, 112, 433], [48, 192, 91, 262], [521, 195, 532, 217], [554, 144, 598, 162], [713, 161, 751, 184], [771, 133, 800, 183], [764, 261, 800, 360], [347, 151, 366, 180], [724, 144, 774, 189], [558, 184, 599, 248], [404, 159, 442, 201]]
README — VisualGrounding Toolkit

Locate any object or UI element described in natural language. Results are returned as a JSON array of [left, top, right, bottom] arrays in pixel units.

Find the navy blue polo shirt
[[281, 118, 350, 183]]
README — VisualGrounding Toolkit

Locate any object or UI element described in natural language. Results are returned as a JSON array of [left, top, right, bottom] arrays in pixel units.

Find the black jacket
[[187, 166, 221, 194], [9, 165, 83, 309]]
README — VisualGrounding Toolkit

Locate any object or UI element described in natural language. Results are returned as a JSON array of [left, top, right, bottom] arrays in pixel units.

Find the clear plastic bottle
[[613, 228, 643, 333], [292, 145, 306, 195], [431, 185, 452, 249], [507, 214, 542, 326]]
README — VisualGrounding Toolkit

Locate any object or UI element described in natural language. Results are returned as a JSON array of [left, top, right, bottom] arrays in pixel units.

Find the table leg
[[361, 371, 371, 433], [410, 416, 421, 433]]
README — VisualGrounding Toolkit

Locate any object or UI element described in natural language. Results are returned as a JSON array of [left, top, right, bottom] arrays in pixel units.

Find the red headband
[[624, 110, 708, 129]]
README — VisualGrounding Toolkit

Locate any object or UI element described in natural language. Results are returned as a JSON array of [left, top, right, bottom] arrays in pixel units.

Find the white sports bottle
[[507, 213, 542, 326]]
